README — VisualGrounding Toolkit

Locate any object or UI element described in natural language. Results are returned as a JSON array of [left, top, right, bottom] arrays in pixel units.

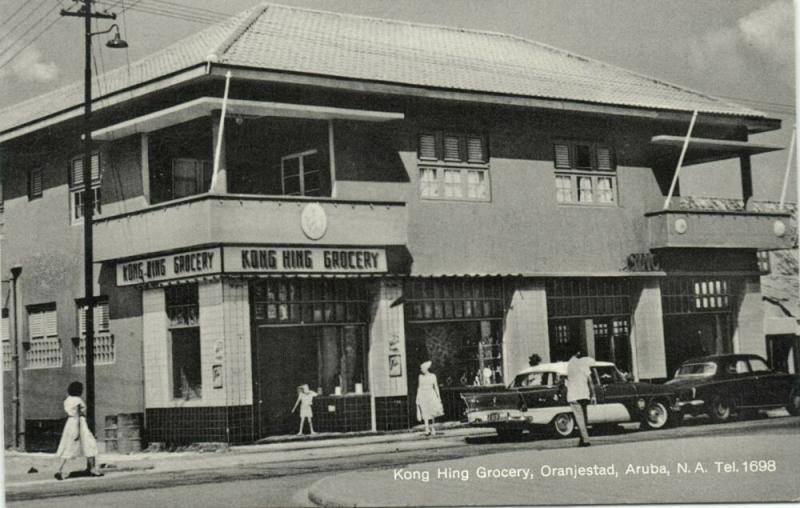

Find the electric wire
[[0, 15, 62, 72], [0, 1, 62, 63], [0, 0, 50, 35]]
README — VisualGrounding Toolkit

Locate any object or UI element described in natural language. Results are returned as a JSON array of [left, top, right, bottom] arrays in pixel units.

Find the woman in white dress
[[55, 382, 101, 480], [416, 361, 444, 436]]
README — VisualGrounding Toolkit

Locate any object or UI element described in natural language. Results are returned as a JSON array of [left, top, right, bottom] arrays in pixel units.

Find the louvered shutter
[[597, 146, 613, 171], [418, 133, 437, 160], [443, 134, 462, 161], [1, 316, 9, 342], [71, 154, 100, 187], [29, 311, 43, 339], [466, 135, 486, 163], [78, 306, 87, 335], [95, 302, 109, 332], [553, 143, 571, 169], [29, 169, 43, 198], [43, 309, 57, 337]]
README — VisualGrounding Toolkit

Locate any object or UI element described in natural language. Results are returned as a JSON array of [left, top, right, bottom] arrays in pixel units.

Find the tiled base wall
[[145, 405, 254, 446], [24, 419, 65, 452], [312, 395, 371, 433], [375, 396, 410, 431]]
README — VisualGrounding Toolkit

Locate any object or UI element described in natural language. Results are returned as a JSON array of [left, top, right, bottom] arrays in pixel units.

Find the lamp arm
[[89, 23, 119, 37]]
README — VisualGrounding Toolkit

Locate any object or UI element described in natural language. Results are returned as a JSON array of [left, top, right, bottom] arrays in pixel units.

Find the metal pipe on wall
[[10, 266, 23, 450]]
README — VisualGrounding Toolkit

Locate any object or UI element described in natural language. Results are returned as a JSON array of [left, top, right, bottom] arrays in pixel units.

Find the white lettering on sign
[[116, 248, 221, 286], [226, 246, 387, 274]]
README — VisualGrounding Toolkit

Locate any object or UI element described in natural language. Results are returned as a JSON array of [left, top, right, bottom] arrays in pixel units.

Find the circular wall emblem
[[301, 202, 328, 240], [674, 218, 688, 234], [773, 220, 786, 237]]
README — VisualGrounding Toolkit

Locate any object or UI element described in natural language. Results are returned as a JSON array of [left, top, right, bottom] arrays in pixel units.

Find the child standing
[[55, 381, 102, 480], [291, 384, 318, 435]]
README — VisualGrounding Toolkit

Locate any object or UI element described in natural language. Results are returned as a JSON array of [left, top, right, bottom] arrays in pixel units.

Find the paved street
[[6, 413, 799, 507]]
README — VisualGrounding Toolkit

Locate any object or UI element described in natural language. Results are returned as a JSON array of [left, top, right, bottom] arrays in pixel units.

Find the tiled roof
[[0, 2, 769, 136]]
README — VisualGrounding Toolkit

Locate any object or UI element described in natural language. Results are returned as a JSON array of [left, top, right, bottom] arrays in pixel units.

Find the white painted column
[[631, 278, 667, 381], [142, 287, 168, 407], [734, 276, 767, 357], [503, 280, 549, 376], [140, 133, 150, 204]]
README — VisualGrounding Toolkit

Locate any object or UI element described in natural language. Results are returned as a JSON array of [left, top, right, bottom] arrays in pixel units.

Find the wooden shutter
[[443, 134, 462, 161], [43, 309, 57, 337], [71, 153, 100, 187], [29, 311, 43, 339], [466, 135, 486, 163], [597, 146, 613, 171], [553, 143, 571, 169], [418, 133, 437, 160], [95, 302, 109, 332], [1, 316, 9, 342], [29, 168, 43, 198]]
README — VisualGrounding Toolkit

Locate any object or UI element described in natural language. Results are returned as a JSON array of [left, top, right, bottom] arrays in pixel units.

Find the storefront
[[660, 277, 738, 376], [546, 278, 633, 373], [403, 278, 507, 420]]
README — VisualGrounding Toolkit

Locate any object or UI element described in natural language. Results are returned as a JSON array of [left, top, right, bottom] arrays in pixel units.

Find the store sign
[[625, 252, 661, 272], [116, 248, 222, 286], [225, 246, 387, 274]]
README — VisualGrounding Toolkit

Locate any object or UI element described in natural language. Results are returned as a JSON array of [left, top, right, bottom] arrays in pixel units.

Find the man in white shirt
[[566, 350, 595, 447]]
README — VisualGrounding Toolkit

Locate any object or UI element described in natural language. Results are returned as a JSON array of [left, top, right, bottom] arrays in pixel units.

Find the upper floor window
[[70, 153, 101, 224], [173, 158, 211, 200], [75, 299, 114, 365], [281, 150, 321, 197], [553, 141, 616, 205], [28, 168, 43, 200], [2, 308, 11, 371], [418, 131, 490, 201], [26, 304, 62, 369]]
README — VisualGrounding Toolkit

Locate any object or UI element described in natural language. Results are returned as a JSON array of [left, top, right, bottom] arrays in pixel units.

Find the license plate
[[487, 412, 505, 422]]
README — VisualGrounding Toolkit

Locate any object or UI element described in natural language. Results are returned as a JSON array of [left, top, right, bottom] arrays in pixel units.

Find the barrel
[[103, 414, 118, 453], [116, 413, 143, 453]]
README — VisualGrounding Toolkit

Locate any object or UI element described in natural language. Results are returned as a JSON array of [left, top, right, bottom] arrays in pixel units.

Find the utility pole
[[61, 0, 116, 435]]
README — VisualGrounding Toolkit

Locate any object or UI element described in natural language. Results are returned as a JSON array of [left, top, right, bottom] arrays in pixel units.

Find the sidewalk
[[307, 434, 800, 506], [4, 424, 491, 494]]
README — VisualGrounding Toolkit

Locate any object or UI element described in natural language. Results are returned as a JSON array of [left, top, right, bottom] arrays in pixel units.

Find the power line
[[96, 0, 225, 24], [0, 1, 61, 61], [0, 0, 49, 33], [0, 15, 62, 72]]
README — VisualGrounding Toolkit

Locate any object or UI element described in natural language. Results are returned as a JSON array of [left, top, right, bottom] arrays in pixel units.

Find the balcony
[[94, 194, 407, 261], [646, 197, 794, 250]]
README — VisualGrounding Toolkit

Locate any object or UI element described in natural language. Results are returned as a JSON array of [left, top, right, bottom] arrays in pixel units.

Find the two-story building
[[1, 3, 794, 448]]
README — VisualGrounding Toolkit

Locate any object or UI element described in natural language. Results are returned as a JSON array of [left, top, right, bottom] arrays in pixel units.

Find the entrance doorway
[[767, 334, 798, 374], [663, 314, 732, 377]]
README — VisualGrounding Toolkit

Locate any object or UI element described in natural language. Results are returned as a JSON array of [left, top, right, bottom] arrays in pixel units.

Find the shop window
[[69, 153, 101, 225], [318, 326, 368, 395], [2, 309, 11, 371], [418, 131, 490, 201], [28, 167, 43, 200], [74, 299, 114, 365], [25, 304, 61, 369], [405, 278, 505, 387], [546, 278, 630, 319], [552, 141, 617, 205], [166, 285, 201, 400]]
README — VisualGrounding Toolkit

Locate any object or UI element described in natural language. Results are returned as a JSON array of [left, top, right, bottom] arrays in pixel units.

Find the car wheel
[[551, 413, 575, 438], [496, 428, 523, 440], [787, 390, 800, 417], [642, 400, 671, 430], [708, 396, 733, 423]]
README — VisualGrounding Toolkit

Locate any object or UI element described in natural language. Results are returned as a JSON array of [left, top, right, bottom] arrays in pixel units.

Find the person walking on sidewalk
[[292, 384, 318, 435], [416, 360, 444, 436], [566, 350, 595, 448], [54, 381, 103, 480]]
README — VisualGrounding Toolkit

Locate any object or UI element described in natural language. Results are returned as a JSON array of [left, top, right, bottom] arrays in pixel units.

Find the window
[[28, 168, 43, 200], [172, 158, 211, 200], [2, 309, 11, 371], [70, 153, 101, 224], [74, 300, 114, 365], [281, 150, 321, 196], [418, 131, 490, 201], [757, 251, 771, 274], [748, 357, 771, 373], [26, 304, 61, 368], [552, 141, 617, 205], [166, 285, 201, 400]]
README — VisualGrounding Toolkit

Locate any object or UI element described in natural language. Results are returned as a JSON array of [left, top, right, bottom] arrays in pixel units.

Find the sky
[[0, 0, 795, 201]]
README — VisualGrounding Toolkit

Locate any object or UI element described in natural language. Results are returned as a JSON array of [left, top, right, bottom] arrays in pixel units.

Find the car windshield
[[675, 362, 717, 378]]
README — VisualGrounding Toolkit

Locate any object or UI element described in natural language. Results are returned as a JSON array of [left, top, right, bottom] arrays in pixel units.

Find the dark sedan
[[666, 354, 800, 423]]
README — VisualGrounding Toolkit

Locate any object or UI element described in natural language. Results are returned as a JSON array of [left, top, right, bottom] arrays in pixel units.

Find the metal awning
[[93, 97, 405, 141], [650, 135, 784, 166]]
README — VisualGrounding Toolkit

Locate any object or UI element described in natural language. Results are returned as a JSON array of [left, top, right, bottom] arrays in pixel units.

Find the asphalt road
[[10, 414, 800, 508]]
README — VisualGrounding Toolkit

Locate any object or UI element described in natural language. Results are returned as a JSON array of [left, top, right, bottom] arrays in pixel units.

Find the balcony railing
[[646, 197, 795, 250], [24, 337, 62, 369], [94, 193, 408, 261], [73, 333, 116, 366]]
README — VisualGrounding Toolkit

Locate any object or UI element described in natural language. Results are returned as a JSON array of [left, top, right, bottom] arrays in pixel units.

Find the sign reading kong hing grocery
[[116, 246, 387, 286]]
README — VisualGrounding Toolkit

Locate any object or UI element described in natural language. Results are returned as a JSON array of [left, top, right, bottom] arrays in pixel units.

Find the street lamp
[[60, 2, 128, 438]]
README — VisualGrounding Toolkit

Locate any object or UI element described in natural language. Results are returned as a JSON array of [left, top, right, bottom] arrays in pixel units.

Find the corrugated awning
[[651, 135, 784, 166], [92, 97, 405, 141]]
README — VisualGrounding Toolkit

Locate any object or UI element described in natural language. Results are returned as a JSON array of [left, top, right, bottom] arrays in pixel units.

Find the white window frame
[[281, 149, 320, 196], [25, 305, 62, 369], [417, 131, 490, 202], [70, 153, 102, 225], [553, 141, 618, 206]]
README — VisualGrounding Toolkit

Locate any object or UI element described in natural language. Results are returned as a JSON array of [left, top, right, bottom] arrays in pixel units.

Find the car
[[666, 353, 800, 423], [461, 360, 679, 439]]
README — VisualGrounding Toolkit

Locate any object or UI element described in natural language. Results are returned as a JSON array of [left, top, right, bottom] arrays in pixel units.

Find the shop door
[[767, 334, 798, 374], [255, 326, 318, 436], [663, 314, 731, 377]]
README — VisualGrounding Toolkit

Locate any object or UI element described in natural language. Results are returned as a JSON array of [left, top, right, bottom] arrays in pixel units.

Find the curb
[[307, 477, 358, 508]]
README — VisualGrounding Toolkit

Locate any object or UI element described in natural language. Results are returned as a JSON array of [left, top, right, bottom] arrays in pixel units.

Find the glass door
[[281, 149, 320, 196]]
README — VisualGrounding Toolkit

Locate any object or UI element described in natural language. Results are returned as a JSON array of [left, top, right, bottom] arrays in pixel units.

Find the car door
[[748, 356, 790, 406], [727, 358, 758, 407], [588, 366, 631, 423]]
